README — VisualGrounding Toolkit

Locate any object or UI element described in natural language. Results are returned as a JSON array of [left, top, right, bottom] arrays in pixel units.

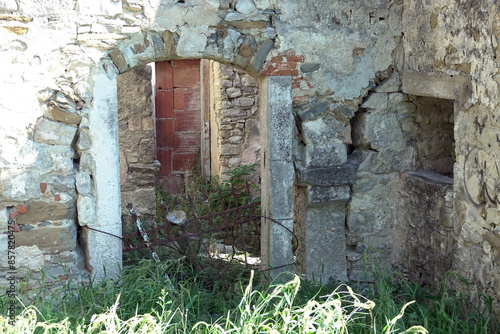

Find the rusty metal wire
[[122, 181, 297, 271]]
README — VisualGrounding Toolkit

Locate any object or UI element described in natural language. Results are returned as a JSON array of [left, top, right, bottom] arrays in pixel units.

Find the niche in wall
[[407, 95, 455, 177]]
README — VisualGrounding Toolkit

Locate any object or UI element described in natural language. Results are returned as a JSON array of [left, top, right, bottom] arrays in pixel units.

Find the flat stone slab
[[402, 170, 453, 186], [297, 162, 356, 186]]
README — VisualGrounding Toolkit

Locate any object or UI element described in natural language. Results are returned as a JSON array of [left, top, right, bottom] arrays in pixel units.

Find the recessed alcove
[[407, 95, 455, 177]]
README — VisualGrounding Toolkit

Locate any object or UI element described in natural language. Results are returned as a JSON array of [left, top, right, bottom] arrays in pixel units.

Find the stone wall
[[394, 170, 455, 289], [209, 61, 260, 179], [402, 0, 500, 309], [117, 65, 158, 227], [0, 0, 498, 311]]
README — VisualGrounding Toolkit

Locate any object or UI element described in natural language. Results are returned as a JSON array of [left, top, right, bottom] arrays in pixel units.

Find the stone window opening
[[406, 95, 455, 178]]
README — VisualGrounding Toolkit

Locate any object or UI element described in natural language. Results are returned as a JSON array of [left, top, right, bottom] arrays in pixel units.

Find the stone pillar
[[260, 76, 295, 279], [296, 164, 355, 282], [83, 67, 122, 280]]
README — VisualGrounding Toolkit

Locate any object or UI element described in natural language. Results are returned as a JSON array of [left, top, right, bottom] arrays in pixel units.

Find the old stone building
[[0, 0, 498, 310]]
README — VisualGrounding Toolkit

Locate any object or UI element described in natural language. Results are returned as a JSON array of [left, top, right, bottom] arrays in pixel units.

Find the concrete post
[[260, 76, 295, 280]]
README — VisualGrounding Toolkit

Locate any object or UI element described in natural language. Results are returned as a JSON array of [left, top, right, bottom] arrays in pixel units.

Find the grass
[[0, 257, 497, 334]]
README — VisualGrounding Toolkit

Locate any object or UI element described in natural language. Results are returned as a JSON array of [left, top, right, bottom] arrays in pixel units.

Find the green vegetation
[[0, 258, 498, 333], [1, 164, 497, 333]]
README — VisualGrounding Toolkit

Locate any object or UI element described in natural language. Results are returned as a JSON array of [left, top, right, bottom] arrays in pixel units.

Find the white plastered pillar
[[83, 66, 122, 280]]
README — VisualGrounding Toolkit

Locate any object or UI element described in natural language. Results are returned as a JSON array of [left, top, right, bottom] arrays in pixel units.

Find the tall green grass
[[0, 259, 497, 333]]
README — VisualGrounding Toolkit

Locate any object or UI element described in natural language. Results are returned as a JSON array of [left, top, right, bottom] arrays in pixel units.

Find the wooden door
[[155, 59, 202, 193]]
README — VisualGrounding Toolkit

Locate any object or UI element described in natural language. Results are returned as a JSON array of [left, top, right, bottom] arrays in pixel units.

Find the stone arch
[[79, 21, 295, 280]]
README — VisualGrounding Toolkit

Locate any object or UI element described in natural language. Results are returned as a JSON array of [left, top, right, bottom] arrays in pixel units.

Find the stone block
[[308, 185, 350, 204], [76, 172, 92, 195], [235, 97, 254, 107], [221, 144, 241, 155], [76, 129, 92, 152], [304, 202, 348, 282], [266, 76, 293, 161], [269, 218, 295, 280], [269, 159, 295, 219], [176, 27, 207, 58], [226, 87, 242, 98], [162, 30, 177, 59], [252, 39, 274, 72], [45, 96, 82, 125], [236, 0, 257, 15], [361, 92, 388, 111], [77, 195, 96, 226], [14, 246, 44, 272], [17, 201, 76, 224], [33, 118, 77, 146], [14, 219, 76, 253], [300, 63, 320, 73], [401, 71, 472, 108], [0, 0, 17, 11], [222, 108, 246, 117], [375, 72, 401, 93], [297, 163, 356, 186], [351, 112, 406, 151], [0, 170, 41, 201], [76, 0, 122, 16], [347, 172, 399, 235], [79, 151, 94, 174], [305, 142, 347, 167], [109, 50, 129, 73]]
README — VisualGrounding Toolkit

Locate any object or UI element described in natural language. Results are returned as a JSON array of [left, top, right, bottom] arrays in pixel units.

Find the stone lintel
[[402, 70, 471, 107]]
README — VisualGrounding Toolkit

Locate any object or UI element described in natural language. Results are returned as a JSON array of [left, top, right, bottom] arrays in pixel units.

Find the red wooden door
[[155, 60, 201, 193]]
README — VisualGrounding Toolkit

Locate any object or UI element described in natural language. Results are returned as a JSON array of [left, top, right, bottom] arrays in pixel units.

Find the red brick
[[8, 223, 20, 232], [173, 88, 201, 111], [173, 152, 198, 172], [278, 69, 292, 76], [291, 69, 299, 76], [54, 194, 61, 201], [17, 205, 28, 214], [173, 67, 200, 88], [171, 59, 201, 68], [156, 148, 172, 176], [287, 55, 305, 62], [271, 56, 283, 62], [156, 119, 175, 148], [155, 61, 173, 90], [155, 91, 174, 118], [173, 132, 201, 153], [9, 211, 19, 220], [40, 183, 47, 194], [260, 65, 275, 76], [284, 62, 298, 69], [174, 110, 202, 132]]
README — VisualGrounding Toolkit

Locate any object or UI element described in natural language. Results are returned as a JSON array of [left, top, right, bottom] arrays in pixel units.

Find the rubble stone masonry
[[0, 0, 498, 311]]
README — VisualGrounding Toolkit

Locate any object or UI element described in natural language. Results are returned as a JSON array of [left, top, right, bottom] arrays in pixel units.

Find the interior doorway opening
[[117, 59, 262, 267], [154, 59, 261, 194]]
